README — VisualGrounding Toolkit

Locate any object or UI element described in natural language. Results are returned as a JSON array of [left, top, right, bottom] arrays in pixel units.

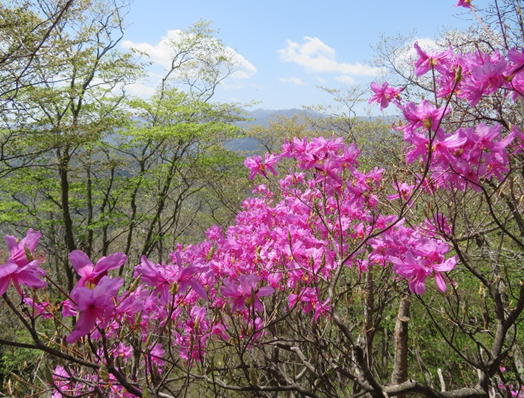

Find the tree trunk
[[391, 295, 411, 398], [57, 146, 76, 291]]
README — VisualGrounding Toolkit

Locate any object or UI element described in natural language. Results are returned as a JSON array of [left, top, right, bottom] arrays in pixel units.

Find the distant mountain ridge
[[228, 108, 398, 152], [226, 108, 318, 152], [236, 108, 323, 128]]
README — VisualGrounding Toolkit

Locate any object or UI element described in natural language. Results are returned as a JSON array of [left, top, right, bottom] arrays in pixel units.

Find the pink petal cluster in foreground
[[0, 229, 47, 296]]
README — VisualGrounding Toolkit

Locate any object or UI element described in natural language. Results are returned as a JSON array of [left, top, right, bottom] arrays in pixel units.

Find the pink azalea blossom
[[133, 255, 172, 304], [115, 343, 133, 360], [244, 153, 280, 180], [149, 343, 165, 367], [23, 297, 52, 318], [369, 82, 404, 110], [390, 249, 456, 295], [66, 276, 123, 344], [288, 287, 331, 321], [413, 42, 453, 76], [70, 250, 126, 291], [0, 229, 47, 296], [134, 254, 208, 304], [5, 228, 41, 266], [402, 100, 450, 135], [460, 52, 507, 106], [221, 274, 274, 313], [61, 299, 78, 318], [456, 0, 472, 8], [387, 182, 414, 204]]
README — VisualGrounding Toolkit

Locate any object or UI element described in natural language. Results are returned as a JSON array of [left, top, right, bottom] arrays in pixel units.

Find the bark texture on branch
[[392, 295, 411, 398]]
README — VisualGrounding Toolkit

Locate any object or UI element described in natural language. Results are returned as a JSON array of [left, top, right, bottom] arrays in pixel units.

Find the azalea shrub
[[2, 1, 524, 397]]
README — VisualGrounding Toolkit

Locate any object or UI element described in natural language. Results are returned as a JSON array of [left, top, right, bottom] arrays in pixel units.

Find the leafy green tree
[[116, 88, 246, 263], [0, 10, 249, 286], [0, 0, 142, 290], [109, 19, 249, 264], [0, 5, 249, 392], [0, 0, 75, 102]]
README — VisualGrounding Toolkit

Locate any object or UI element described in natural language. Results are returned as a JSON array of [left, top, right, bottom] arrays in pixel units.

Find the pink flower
[[61, 299, 78, 318], [0, 229, 47, 296], [221, 274, 274, 313], [0, 260, 47, 296], [390, 250, 456, 295], [5, 228, 41, 266], [115, 343, 133, 360], [456, 0, 472, 8], [66, 276, 123, 344], [460, 52, 507, 106], [149, 343, 165, 367], [134, 254, 208, 304], [288, 287, 331, 321], [211, 321, 229, 340], [390, 252, 430, 295], [413, 42, 453, 76], [369, 82, 404, 110], [70, 250, 126, 290], [205, 225, 223, 241], [244, 153, 279, 180], [23, 297, 52, 318], [336, 143, 361, 170], [133, 255, 172, 304], [171, 252, 209, 299], [402, 100, 450, 135], [387, 182, 414, 204]]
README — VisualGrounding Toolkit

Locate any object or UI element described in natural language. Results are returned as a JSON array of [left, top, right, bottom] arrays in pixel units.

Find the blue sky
[[122, 1, 490, 113]]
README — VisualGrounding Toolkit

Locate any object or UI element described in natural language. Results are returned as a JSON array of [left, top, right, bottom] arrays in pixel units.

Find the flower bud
[[250, 363, 257, 385], [44, 366, 54, 385], [194, 315, 200, 332], [454, 64, 462, 84], [119, 325, 126, 341], [170, 282, 179, 296], [128, 275, 141, 293], [99, 362, 109, 383], [134, 310, 142, 327], [207, 246, 216, 261]]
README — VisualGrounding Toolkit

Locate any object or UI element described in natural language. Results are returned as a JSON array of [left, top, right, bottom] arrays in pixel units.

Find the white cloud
[[86, 77, 156, 99], [122, 30, 182, 68], [220, 81, 243, 90], [279, 37, 381, 76], [279, 76, 306, 85], [334, 75, 356, 85], [122, 30, 257, 80], [227, 48, 257, 79], [124, 82, 157, 98]]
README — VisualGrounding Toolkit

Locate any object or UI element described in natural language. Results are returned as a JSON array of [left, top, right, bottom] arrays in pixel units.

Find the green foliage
[[0, 2, 251, 388]]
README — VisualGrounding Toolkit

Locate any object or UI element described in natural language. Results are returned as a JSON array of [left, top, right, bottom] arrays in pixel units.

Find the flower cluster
[[0, 229, 47, 296], [372, 42, 523, 191], [4, 131, 461, 396], [7, 4, 524, 396]]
